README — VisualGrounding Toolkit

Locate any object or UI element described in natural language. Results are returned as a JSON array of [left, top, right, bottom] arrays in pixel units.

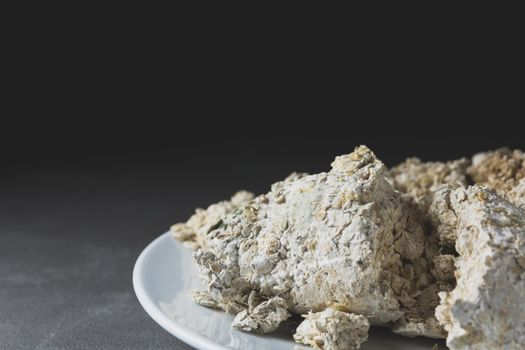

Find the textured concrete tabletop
[[0, 156, 202, 349], [0, 150, 311, 350]]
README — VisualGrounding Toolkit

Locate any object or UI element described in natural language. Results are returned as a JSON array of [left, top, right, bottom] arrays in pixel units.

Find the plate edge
[[132, 231, 230, 350]]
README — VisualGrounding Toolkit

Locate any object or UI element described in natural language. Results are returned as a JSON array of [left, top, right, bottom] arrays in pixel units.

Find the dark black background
[[1, 25, 524, 349]]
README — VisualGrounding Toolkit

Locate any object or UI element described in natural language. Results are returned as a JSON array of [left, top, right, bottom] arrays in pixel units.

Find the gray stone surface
[[0, 155, 244, 350]]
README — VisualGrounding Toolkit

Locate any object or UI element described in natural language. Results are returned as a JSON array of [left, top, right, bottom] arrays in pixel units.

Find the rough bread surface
[[388, 158, 470, 338], [171, 146, 525, 349], [434, 186, 525, 349], [231, 293, 290, 334], [468, 147, 525, 209], [389, 157, 469, 211], [170, 191, 254, 250], [193, 146, 432, 333], [293, 308, 370, 350]]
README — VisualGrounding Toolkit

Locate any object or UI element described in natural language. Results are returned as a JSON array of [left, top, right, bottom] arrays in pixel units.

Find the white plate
[[133, 232, 446, 350]]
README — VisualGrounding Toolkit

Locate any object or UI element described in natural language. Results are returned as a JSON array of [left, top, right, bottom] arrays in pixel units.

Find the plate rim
[[133, 231, 229, 350]]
